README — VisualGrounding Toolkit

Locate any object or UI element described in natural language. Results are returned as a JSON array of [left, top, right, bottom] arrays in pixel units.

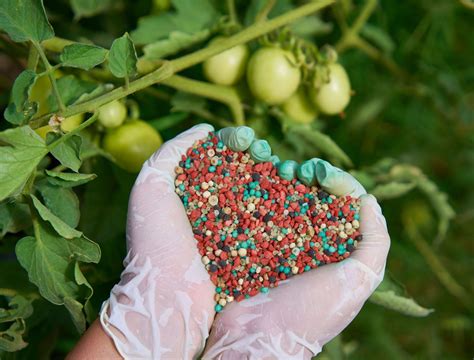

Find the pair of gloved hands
[[71, 124, 391, 359]]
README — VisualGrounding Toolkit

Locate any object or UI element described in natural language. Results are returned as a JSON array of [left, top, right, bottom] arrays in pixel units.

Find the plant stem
[[255, 0, 277, 23], [226, 0, 238, 24], [161, 75, 245, 125], [32, 41, 65, 112], [31, 0, 335, 128], [48, 112, 98, 150], [27, 44, 39, 71]]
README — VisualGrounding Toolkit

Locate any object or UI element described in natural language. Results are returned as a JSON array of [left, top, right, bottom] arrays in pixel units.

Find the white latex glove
[[202, 163, 391, 359], [100, 124, 217, 359]]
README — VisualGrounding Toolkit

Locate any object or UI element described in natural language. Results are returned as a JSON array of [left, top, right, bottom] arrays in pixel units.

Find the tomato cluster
[[203, 39, 352, 124]]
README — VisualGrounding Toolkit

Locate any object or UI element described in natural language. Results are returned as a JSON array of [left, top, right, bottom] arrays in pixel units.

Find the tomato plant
[[0, 0, 471, 358]]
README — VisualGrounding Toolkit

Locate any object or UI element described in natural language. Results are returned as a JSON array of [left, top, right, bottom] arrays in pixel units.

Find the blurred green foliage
[[0, 0, 472, 358]]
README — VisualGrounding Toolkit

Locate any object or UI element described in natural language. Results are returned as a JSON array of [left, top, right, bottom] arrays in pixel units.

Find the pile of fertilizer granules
[[175, 132, 362, 312]]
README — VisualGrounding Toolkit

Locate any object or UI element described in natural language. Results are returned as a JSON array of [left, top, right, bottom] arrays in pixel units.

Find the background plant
[[0, 0, 472, 358]]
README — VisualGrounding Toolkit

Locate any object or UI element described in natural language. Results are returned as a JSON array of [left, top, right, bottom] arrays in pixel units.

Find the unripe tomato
[[247, 47, 301, 105], [98, 100, 127, 129], [281, 88, 317, 124], [103, 120, 163, 173], [30, 70, 64, 116], [203, 37, 249, 86], [61, 113, 84, 132], [310, 63, 351, 115], [35, 125, 53, 140]]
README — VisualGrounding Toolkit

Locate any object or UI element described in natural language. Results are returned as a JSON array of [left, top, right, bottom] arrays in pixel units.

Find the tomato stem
[[33, 41, 66, 113]]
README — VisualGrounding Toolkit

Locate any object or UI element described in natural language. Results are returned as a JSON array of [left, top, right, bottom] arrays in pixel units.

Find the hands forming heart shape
[[100, 124, 390, 359], [174, 129, 363, 312]]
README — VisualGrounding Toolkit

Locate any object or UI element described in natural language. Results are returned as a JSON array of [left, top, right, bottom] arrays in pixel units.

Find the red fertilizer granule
[[175, 132, 362, 312]]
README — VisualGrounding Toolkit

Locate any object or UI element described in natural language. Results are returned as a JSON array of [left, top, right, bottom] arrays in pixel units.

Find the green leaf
[[369, 274, 434, 317], [0, 0, 54, 43], [45, 170, 97, 188], [70, 0, 113, 19], [0, 126, 48, 201], [47, 75, 97, 112], [290, 15, 333, 38], [60, 43, 108, 70], [148, 112, 189, 132], [108, 33, 138, 78], [15, 219, 100, 332], [31, 194, 82, 239], [371, 181, 416, 200], [0, 318, 28, 352], [4, 70, 38, 125], [131, 0, 220, 45], [143, 29, 210, 60], [0, 293, 34, 323], [287, 124, 353, 168], [47, 133, 82, 172], [0, 201, 31, 238], [36, 180, 80, 228], [361, 24, 396, 54]]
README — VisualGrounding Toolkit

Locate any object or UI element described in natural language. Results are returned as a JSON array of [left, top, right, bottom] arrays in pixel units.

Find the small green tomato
[[203, 37, 249, 86], [310, 63, 351, 115], [247, 47, 301, 105], [98, 100, 127, 128], [103, 120, 163, 173], [282, 88, 317, 124]]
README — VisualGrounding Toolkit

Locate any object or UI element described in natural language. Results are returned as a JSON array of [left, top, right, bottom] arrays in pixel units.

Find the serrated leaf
[[31, 194, 81, 239], [60, 43, 108, 70], [131, 0, 220, 45], [47, 75, 97, 112], [371, 181, 416, 200], [4, 70, 38, 125], [369, 274, 434, 317], [0, 0, 54, 43], [70, 0, 113, 19], [36, 180, 80, 228], [15, 219, 100, 332], [108, 33, 137, 78], [47, 133, 82, 172], [0, 201, 31, 238], [0, 126, 48, 201], [45, 170, 97, 188], [143, 29, 210, 60]]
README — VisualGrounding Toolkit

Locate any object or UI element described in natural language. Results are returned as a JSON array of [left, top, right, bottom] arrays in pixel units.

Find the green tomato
[[103, 120, 163, 173], [61, 113, 84, 132], [247, 47, 301, 105], [203, 37, 249, 86], [30, 70, 64, 116], [281, 88, 317, 124], [310, 63, 351, 115], [98, 100, 127, 128]]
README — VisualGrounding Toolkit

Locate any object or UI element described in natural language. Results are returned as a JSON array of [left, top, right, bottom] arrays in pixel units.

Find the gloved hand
[[202, 128, 390, 359], [100, 124, 217, 359], [99, 124, 390, 359]]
